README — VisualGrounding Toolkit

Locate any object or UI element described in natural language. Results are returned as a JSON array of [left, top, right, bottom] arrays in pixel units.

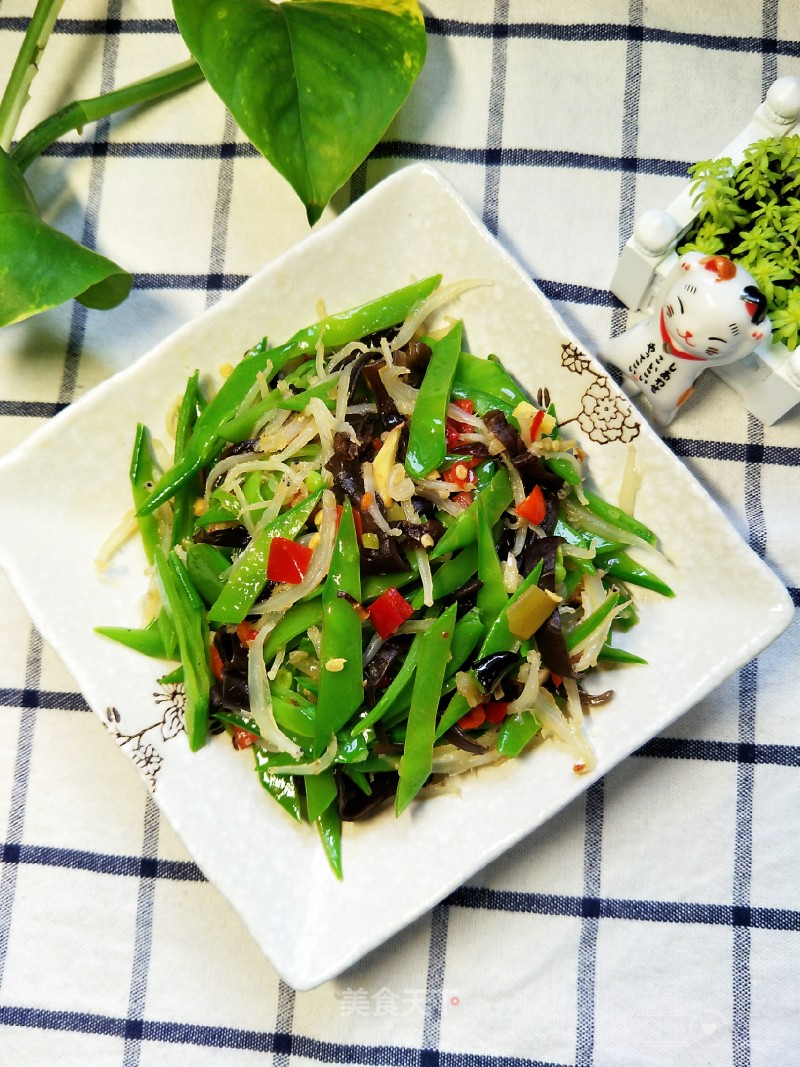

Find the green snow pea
[[553, 516, 621, 555], [254, 748, 303, 822], [208, 488, 323, 624], [171, 370, 203, 547], [384, 607, 484, 730], [395, 603, 458, 816], [405, 320, 463, 478], [316, 803, 343, 880], [261, 600, 324, 662], [140, 275, 442, 514], [129, 423, 162, 565], [476, 503, 508, 628], [563, 590, 620, 651], [313, 501, 363, 754], [600, 553, 675, 598], [274, 689, 318, 736], [185, 542, 231, 605], [451, 349, 527, 413], [153, 548, 212, 752], [352, 631, 423, 735], [497, 711, 542, 757], [218, 376, 338, 443], [94, 619, 168, 659], [430, 467, 513, 559], [434, 691, 468, 740], [545, 457, 580, 485], [408, 544, 479, 610], [583, 489, 658, 547], [305, 769, 338, 824], [598, 643, 647, 665]]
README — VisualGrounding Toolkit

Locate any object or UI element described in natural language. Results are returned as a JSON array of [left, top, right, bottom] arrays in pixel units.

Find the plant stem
[[11, 59, 204, 172], [0, 0, 67, 151]]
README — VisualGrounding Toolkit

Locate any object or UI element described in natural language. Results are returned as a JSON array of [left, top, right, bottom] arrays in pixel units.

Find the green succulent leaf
[[0, 148, 131, 327], [172, 0, 427, 225]]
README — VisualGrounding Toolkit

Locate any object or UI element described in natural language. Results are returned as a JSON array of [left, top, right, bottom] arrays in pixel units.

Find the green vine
[[678, 134, 800, 350]]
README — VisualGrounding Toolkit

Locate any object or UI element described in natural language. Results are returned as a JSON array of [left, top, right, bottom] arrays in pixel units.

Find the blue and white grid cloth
[[1, 2, 799, 1065]]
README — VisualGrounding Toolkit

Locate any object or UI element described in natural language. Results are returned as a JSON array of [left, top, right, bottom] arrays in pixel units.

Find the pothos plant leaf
[[172, 0, 427, 225], [0, 148, 131, 327]]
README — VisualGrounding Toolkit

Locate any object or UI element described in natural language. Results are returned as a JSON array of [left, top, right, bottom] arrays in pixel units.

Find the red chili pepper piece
[[232, 725, 258, 750], [266, 536, 313, 584], [515, 484, 547, 525], [442, 455, 479, 490], [453, 491, 474, 510], [445, 399, 474, 449], [530, 409, 546, 440], [484, 700, 509, 724], [445, 421, 463, 451], [458, 706, 487, 731], [237, 621, 259, 647], [210, 643, 224, 681], [368, 587, 415, 640]]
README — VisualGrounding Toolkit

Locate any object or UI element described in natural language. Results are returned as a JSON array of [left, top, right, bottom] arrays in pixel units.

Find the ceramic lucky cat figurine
[[603, 251, 772, 425]]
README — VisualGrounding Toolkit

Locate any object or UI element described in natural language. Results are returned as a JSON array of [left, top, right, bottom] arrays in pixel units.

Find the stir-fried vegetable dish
[[97, 276, 673, 877]]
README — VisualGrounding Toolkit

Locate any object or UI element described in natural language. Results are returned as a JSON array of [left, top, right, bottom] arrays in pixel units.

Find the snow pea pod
[[553, 516, 621, 555], [405, 320, 463, 478], [208, 488, 323, 624], [408, 544, 478, 610], [383, 607, 484, 730], [140, 275, 442, 514], [305, 768, 338, 823], [261, 599, 324, 662], [171, 370, 202, 547], [352, 632, 423, 735], [583, 489, 657, 547], [184, 542, 231, 605], [563, 590, 620, 651], [313, 501, 363, 754], [430, 467, 513, 559], [601, 552, 674, 597], [254, 748, 304, 822], [316, 802, 343, 880], [451, 349, 527, 412], [434, 691, 468, 740], [395, 602, 458, 816], [476, 503, 508, 628], [497, 710, 541, 757], [154, 548, 211, 752], [94, 619, 168, 658], [129, 423, 161, 564], [598, 643, 647, 665], [219, 376, 338, 443], [361, 559, 419, 601]]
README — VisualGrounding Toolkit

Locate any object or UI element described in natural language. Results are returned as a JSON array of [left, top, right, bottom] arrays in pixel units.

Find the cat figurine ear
[[603, 252, 771, 425]]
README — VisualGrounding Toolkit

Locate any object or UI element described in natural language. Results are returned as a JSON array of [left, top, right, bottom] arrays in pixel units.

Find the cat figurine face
[[603, 252, 771, 425], [660, 251, 771, 366]]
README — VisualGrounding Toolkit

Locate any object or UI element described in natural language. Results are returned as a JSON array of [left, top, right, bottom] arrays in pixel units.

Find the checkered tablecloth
[[1, 3, 799, 1065]]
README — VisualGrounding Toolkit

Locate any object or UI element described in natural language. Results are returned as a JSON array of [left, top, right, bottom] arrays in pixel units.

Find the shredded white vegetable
[[270, 737, 338, 776], [247, 623, 303, 757], [390, 278, 492, 350]]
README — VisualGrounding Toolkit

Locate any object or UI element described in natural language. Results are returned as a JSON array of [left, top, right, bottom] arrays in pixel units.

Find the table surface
[[1, 3, 798, 1066]]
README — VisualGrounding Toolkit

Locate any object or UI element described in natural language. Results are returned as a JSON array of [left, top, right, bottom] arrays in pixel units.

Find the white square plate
[[0, 164, 792, 989]]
